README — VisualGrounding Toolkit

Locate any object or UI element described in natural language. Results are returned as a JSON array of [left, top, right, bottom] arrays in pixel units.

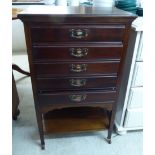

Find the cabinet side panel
[[23, 22, 39, 105], [115, 29, 137, 125]]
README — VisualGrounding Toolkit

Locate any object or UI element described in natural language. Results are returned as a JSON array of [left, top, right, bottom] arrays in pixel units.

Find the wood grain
[[18, 6, 137, 148], [43, 107, 109, 134]]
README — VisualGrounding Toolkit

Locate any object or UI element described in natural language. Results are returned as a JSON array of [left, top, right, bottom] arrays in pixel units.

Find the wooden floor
[[43, 107, 109, 134]]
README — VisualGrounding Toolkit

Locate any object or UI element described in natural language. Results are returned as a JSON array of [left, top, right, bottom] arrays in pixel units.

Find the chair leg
[[12, 64, 30, 76], [13, 108, 20, 120]]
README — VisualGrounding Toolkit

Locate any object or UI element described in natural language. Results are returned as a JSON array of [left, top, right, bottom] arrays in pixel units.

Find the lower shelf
[[43, 107, 109, 134]]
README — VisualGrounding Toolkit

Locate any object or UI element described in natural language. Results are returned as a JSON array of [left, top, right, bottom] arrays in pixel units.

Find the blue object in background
[[115, 0, 137, 14]]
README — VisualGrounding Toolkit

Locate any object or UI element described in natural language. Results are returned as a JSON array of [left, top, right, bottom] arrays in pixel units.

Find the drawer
[[36, 76, 117, 91], [30, 25, 125, 43], [34, 61, 119, 77], [124, 108, 143, 128], [131, 62, 143, 87], [127, 87, 143, 109], [32, 44, 123, 61], [38, 90, 117, 105]]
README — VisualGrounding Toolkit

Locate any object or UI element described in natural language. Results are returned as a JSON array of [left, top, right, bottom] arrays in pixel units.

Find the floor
[[12, 54, 143, 155]]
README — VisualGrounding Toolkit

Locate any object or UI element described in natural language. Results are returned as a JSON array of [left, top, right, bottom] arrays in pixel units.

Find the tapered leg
[[106, 110, 112, 122], [107, 107, 116, 144], [35, 106, 45, 149]]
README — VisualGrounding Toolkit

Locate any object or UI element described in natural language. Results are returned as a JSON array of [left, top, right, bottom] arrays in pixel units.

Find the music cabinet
[[18, 6, 136, 149]]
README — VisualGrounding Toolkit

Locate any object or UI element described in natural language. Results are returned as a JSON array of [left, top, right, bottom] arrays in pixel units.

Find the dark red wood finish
[[30, 25, 125, 43], [38, 90, 117, 105], [18, 6, 137, 149], [36, 76, 117, 91], [34, 61, 119, 76], [32, 44, 123, 61]]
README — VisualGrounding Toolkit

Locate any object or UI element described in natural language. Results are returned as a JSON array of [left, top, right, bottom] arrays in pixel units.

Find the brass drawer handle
[[69, 79, 87, 87], [70, 48, 88, 58], [70, 64, 87, 72], [70, 29, 88, 39], [69, 94, 87, 102]]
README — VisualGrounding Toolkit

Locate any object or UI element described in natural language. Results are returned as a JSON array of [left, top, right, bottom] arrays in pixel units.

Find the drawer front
[[34, 61, 119, 76], [30, 25, 125, 43], [127, 87, 143, 109], [32, 45, 123, 61], [124, 108, 143, 128], [36, 76, 117, 91], [131, 62, 143, 87], [38, 90, 117, 105]]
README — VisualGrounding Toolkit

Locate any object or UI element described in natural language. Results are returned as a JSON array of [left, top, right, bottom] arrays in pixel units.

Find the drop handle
[[70, 64, 87, 72], [70, 29, 88, 39], [70, 48, 88, 58], [69, 94, 87, 102], [69, 79, 87, 87]]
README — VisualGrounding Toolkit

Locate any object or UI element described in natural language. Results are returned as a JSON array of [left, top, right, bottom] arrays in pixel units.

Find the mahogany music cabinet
[[18, 6, 136, 149]]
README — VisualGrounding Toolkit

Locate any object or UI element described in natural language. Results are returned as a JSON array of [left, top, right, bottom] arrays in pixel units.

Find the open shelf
[[43, 107, 110, 134]]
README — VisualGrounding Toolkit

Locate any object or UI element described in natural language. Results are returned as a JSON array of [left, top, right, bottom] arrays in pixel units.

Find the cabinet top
[[18, 6, 137, 22], [18, 6, 136, 16]]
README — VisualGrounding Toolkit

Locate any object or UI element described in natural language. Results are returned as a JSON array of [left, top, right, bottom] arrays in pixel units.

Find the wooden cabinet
[[18, 6, 136, 149]]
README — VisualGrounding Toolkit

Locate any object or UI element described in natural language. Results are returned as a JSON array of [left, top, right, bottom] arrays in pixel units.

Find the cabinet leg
[[107, 107, 116, 144], [107, 131, 112, 144], [38, 115, 45, 149], [106, 110, 112, 125], [107, 138, 112, 144], [35, 108, 45, 149], [41, 143, 45, 150]]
